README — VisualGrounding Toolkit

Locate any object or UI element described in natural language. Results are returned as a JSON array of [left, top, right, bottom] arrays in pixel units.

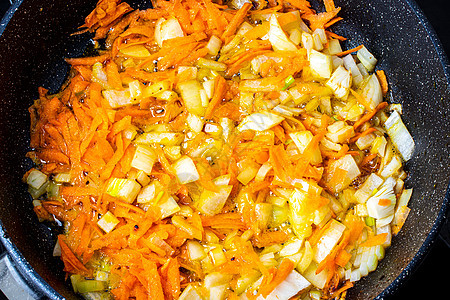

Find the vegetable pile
[[24, 0, 415, 299]]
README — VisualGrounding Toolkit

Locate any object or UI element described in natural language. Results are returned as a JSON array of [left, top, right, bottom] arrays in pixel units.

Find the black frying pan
[[0, 0, 449, 299]]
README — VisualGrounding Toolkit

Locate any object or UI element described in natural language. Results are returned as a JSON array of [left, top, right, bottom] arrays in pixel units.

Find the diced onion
[[343, 54, 363, 87], [383, 110, 415, 161], [131, 145, 156, 174], [354, 173, 384, 204], [177, 80, 205, 116], [313, 220, 346, 263]]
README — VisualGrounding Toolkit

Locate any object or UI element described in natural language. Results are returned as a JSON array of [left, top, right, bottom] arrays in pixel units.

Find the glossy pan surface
[[0, 0, 448, 299]]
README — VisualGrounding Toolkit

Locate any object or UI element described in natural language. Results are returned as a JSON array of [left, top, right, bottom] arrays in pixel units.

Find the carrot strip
[[142, 258, 165, 299], [353, 102, 388, 129], [349, 88, 372, 111], [65, 54, 109, 65], [204, 75, 228, 119], [360, 233, 388, 247], [324, 17, 343, 28], [332, 281, 354, 296], [376, 70, 389, 95], [58, 235, 88, 274], [226, 49, 272, 76], [335, 44, 363, 57], [160, 258, 181, 300], [349, 127, 377, 143], [106, 60, 123, 90], [378, 198, 392, 206], [302, 8, 341, 31]]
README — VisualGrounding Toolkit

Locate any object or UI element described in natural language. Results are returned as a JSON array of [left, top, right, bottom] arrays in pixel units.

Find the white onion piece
[[383, 111, 415, 161]]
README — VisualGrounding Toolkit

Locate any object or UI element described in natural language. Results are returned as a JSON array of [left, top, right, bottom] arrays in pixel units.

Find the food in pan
[[24, 0, 415, 299]]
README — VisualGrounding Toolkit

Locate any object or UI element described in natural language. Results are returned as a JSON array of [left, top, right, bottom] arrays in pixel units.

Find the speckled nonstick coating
[[0, 0, 448, 299]]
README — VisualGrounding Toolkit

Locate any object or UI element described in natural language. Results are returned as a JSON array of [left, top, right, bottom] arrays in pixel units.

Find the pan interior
[[0, 0, 448, 299]]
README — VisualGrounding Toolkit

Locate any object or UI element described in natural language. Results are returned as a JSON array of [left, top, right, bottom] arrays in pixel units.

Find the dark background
[[0, 0, 449, 299]]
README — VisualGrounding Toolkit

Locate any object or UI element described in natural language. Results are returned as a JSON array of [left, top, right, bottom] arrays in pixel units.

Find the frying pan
[[0, 0, 448, 299]]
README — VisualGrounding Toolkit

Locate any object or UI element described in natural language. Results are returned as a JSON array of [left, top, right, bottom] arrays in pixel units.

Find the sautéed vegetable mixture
[[24, 0, 415, 299]]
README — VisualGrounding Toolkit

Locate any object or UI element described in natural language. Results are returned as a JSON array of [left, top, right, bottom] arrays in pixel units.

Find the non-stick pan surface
[[0, 0, 448, 299]]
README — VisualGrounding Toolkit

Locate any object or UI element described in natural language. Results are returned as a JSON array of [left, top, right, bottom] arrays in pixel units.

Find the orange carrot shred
[[221, 2, 251, 40], [259, 258, 295, 297], [24, 1, 408, 298], [378, 198, 392, 206], [204, 75, 228, 119], [349, 127, 377, 143], [58, 235, 88, 274]]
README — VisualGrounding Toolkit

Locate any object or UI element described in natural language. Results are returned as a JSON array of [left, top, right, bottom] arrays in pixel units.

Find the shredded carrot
[[160, 258, 181, 300], [353, 102, 388, 129], [343, 214, 365, 245], [335, 249, 352, 267], [350, 88, 372, 111], [204, 75, 228, 119], [58, 235, 89, 274], [225, 49, 272, 77], [325, 17, 343, 28], [308, 220, 333, 247], [302, 8, 341, 31], [360, 233, 388, 247], [361, 153, 378, 166], [376, 69, 389, 95], [335, 44, 364, 57], [392, 206, 411, 235], [259, 258, 295, 297]]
